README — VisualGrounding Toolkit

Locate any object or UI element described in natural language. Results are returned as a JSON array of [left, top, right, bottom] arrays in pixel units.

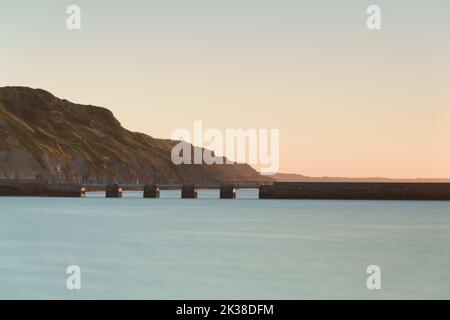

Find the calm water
[[0, 189, 449, 299]]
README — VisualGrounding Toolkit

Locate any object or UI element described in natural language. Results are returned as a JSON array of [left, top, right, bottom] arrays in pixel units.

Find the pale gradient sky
[[1, 0, 449, 178]]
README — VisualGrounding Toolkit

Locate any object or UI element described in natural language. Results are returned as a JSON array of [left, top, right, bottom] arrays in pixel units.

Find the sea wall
[[0, 182, 84, 197], [259, 182, 450, 200]]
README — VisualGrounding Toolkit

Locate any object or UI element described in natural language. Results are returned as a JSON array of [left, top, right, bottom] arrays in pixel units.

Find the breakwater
[[259, 182, 450, 200], [0, 183, 85, 197]]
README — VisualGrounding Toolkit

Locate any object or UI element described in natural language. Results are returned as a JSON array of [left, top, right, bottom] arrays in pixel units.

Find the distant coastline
[[273, 173, 450, 183]]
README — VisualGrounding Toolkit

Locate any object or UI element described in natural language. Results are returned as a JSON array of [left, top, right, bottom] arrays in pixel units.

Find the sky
[[1, 0, 449, 178]]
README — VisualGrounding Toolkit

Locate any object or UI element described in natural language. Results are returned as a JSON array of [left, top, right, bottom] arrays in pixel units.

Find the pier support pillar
[[181, 185, 197, 199], [106, 184, 122, 198], [143, 184, 160, 198], [220, 185, 236, 199]]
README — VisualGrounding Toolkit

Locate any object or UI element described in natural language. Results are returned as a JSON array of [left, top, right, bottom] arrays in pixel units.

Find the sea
[[1, 189, 449, 299]]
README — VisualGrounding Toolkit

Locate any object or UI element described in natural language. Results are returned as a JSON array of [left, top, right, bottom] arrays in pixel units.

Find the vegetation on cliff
[[0, 87, 262, 184]]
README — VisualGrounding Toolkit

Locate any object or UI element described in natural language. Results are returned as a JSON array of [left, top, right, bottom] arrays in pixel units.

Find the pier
[[1, 181, 450, 200]]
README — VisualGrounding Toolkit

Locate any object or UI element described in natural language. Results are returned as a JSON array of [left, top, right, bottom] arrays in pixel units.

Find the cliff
[[0, 86, 264, 184]]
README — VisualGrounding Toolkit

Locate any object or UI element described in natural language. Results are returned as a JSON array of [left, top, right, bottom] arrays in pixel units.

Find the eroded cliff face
[[0, 87, 263, 184]]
